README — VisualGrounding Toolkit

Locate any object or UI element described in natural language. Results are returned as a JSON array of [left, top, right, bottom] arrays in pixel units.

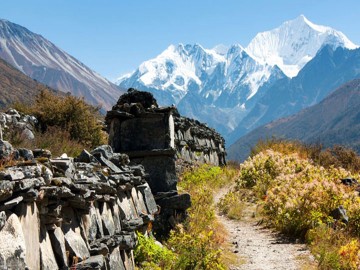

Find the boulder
[[91, 145, 114, 160], [18, 148, 34, 160], [21, 128, 35, 140], [330, 205, 349, 224], [33, 149, 52, 158], [76, 149, 99, 164]]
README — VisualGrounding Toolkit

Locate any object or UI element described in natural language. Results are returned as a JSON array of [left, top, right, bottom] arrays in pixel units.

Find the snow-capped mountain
[[117, 15, 358, 142], [119, 43, 277, 105], [0, 19, 123, 109], [246, 14, 358, 77], [118, 43, 285, 133]]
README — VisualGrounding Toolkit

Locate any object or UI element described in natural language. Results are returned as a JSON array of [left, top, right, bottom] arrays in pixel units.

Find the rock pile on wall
[[0, 141, 157, 270], [0, 108, 37, 140], [106, 88, 226, 169], [174, 116, 226, 167]]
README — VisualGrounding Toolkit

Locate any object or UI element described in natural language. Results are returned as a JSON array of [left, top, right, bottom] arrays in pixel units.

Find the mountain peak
[[246, 15, 358, 78], [287, 14, 338, 34], [292, 14, 310, 24]]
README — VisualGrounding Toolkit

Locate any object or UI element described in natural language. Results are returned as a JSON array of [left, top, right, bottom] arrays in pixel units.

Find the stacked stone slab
[[0, 142, 157, 270], [106, 88, 226, 235], [174, 116, 226, 167]]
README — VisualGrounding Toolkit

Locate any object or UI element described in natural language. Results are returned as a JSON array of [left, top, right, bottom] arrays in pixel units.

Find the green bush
[[307, 226, 360, 270], [317, 145, 360, 173], [14, 90, 107, 148], [168, 227, 224, 270], [134, 232, 176, 270], [238, 149, 358, 237], [251, 138, 360, 173]]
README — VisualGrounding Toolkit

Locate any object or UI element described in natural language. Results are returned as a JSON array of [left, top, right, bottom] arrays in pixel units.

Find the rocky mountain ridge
[[0, 19, 124, 110]]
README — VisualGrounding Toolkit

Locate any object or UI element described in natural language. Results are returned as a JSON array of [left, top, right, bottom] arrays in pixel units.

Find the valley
[[1, 9, 360, 270]]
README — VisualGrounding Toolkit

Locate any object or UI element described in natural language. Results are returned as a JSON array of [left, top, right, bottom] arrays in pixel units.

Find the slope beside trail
[[215, 187, 317, 270]]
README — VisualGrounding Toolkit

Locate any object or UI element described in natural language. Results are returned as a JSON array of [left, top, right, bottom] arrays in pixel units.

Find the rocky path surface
[[215, 187, 316, 270]]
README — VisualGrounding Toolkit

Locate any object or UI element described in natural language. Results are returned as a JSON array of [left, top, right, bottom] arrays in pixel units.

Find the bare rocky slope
[[0, 19, 124, 110], [0, 57, 61, 109]]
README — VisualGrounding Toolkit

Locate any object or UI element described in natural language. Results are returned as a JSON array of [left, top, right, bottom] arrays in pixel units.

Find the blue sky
[[1, 0, 359, 80]]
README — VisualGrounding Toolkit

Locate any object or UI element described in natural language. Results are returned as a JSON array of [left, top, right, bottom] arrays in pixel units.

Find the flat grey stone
[[16, 202, 40, 270], [109, 247, 126, 270], [73, 254, 104, 269], [0, 213, 27, 269], [49, 227, 68, 268], [101, 202, 115, 236], [64, 228, 90, 261], [138, 183, 158, 215], [40, 223, 58, 270], [0, 196, 23, 211]]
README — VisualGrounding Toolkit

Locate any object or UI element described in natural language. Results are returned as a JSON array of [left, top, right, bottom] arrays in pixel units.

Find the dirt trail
[[215, 187, 316, 270]]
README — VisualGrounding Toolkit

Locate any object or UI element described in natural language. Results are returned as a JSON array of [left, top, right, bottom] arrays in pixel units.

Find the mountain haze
[[0, 19, 124, 109], [228, 79, 360, 162]]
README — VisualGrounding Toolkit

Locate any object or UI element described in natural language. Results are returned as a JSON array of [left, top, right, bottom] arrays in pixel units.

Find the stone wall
[[0, 89, 227, 269], [0, 142, 157, 270]]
